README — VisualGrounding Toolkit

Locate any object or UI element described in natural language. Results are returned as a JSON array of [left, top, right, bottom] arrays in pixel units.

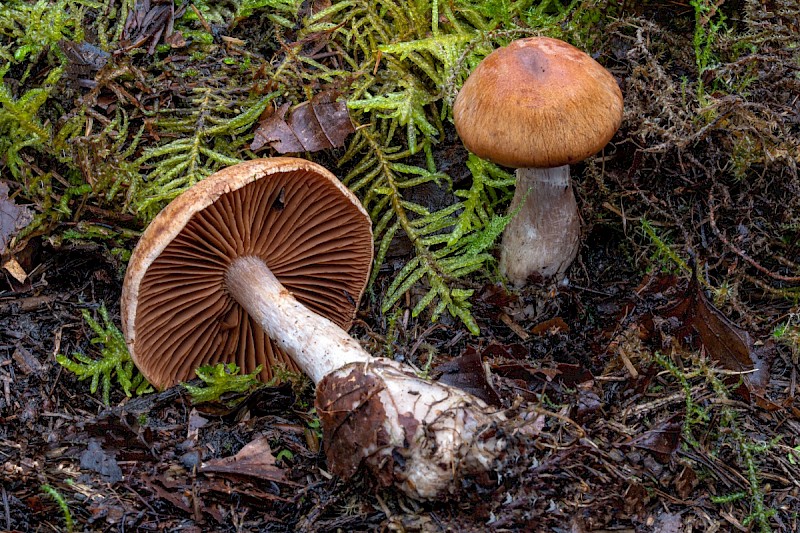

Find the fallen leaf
[[140, 473, 192, 514], [251, 92, 354, 153], [625, 413, 682, 462], [623, 482, 650, 515], [59, 39, 109, 70], [673, 464, 698, 499], [530, 317, 570, 336], [661, 275, 772, 399], [651, 511, 684, 533], [0, 182, 33, 255], [80, 439, 123, 483], [186, 409, 208, 441], [119, 0, 187, 55], [555, 363, 594, 387], [491, 361, 594, 387], [200, 435, 290, 484], [574, 383, 602, 422], [476, 284, 516, 305], [12, 345, 45, 375], [2, 257, 27, 283], [482, 341, 528, 360], [435, 347, 502, 407]]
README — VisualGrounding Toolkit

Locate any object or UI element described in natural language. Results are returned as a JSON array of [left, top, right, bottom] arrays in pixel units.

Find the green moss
[[40, 484, 73, 533], [182, 363, 264, 405], [56, 305, 152, 406], [0, 0, 597, 332], [656, 353, 778, 532]]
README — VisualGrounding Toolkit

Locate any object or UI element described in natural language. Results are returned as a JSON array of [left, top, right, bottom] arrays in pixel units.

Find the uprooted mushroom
[[121, 157, 505, 499]]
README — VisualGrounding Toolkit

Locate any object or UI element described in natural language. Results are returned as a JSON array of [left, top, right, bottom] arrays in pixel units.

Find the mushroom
[[453, 37, 623, 286], [122, 158, 505, 499], [121, 157, 374, 389]]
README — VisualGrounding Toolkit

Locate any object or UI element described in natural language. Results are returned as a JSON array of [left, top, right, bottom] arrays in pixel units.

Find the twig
[[499, 313, 529, 340], [0, 295, 57, 315]]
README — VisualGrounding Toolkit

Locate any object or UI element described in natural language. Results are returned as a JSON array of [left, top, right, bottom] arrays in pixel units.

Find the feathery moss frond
[[56, 305, 152, 406], [133, 90, 276, 218], [0, 66, 62, 177], [328, 0, 565, 331], [182, 363, 264, 406], [0, 0, 573, 334]]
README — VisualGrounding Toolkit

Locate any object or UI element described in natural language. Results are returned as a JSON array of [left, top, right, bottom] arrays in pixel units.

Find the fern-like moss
[[56, 305, 151, 406], [0, 66, 62, 178], [182, 363, 264, 406], [132, 88, 276, 218]]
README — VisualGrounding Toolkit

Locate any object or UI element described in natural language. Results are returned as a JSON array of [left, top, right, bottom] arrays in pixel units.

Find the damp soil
[[2, 2, 800, 532]]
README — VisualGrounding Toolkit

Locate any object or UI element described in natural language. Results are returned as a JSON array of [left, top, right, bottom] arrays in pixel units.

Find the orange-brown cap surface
[[122, 158, 373, 390], [453, 37, 623, 169]]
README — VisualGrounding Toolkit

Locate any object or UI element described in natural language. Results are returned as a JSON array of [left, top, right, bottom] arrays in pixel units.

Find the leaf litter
[[0, 182, 33, 255]]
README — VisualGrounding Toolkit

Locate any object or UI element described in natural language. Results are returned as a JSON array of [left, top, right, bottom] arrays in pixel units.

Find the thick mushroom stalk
[[226, 256, 506, 499], [500, 165, 580, 285]]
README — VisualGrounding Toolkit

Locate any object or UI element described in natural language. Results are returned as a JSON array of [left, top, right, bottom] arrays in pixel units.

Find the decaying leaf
[[251, 92, 354, 153], [2, 257, 27, 283], [59, 39, 110, 88], [673, 465, 699, 500], [119, 0, 187, 55], [200, 435, 290, 484], [80, 439, 124, 483], [435, 347, 502, 407], [661, 276, 772, 399], [531, 317, 570, 336], [0, 182, 33, 256], [625, 413, 682, 462]]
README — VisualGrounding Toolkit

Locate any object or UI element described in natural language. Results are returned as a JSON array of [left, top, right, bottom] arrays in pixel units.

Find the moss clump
[[56, 305, 151, 406]]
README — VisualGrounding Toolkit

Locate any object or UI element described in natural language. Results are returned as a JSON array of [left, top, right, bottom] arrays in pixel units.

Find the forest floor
[[1, 1, 799, 531]]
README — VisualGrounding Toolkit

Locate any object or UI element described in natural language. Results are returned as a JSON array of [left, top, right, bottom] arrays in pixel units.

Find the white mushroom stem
[[499, 165, 581, 286], [226, 256, 370, 383], [225, 255, 506, 499]]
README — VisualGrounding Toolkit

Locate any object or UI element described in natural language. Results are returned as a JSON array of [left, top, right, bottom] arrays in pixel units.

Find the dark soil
[[2, 1, 800, 532]]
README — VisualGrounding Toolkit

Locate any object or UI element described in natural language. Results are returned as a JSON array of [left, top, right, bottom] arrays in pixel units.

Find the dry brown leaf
[[2, 257, 27, 283], [530, 317, 570, 335], [662, 275, 772, 400], [200, 435, 291, 484], [251, 92, 354, 153], [0, 182, 33, 256], [626, 413, 682, 462], [119, 0, 187, 55], [435, 347, 502, 407]]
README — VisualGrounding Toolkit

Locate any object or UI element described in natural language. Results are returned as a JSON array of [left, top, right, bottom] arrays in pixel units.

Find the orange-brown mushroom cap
[[453, 37, 623, 169], [121, 158, 374, 390]]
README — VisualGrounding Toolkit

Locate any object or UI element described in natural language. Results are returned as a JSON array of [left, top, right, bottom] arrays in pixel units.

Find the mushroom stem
[[225, 255, 506, 499], [499, 165, 580, 286], [225, 256, 370, 383]]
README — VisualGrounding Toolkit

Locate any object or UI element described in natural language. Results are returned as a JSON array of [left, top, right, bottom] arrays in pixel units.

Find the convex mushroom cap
[[453, 37, 623, 285], [453, 36, 623, 169], [121, 157, 373, 390]]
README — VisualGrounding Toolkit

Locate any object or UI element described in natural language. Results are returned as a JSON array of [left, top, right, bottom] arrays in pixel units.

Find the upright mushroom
[[453, 37, 623, 286], [122, 158, 505, 499]]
